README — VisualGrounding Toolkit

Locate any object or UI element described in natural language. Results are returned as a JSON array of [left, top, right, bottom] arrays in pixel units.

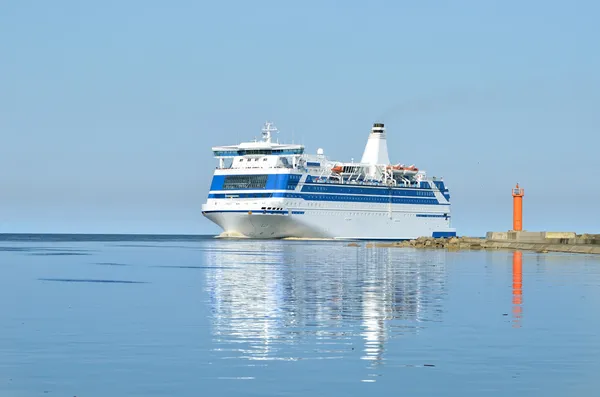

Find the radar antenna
[[261, 121, 278, 143]]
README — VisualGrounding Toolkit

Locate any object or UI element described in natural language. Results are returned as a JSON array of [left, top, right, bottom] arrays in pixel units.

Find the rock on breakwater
[[359, 236, 600, 255], [364, 236, 484, 250]]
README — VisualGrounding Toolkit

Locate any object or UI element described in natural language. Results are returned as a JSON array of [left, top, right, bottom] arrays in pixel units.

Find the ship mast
[[261, 121, 278, 143]]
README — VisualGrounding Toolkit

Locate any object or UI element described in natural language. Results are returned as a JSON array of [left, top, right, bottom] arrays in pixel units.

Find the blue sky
[[1, 0, 598, 235]]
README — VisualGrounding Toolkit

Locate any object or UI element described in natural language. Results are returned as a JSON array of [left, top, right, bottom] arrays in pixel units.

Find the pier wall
[[483, 231, 600, 254], [367, 232, 600, 254], [486, 231, 600, 248]]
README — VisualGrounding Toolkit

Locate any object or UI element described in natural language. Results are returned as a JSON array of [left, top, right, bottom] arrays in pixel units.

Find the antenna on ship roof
[[261, 121, 278, 143]]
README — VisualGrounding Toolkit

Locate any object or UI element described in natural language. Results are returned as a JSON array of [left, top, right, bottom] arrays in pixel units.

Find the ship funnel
[[360, 122, 391, 166]]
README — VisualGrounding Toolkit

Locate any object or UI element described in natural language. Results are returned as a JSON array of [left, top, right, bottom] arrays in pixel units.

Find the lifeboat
[[331, 165, 343, 173], [387, 163, 419, 177], [387, 164, 405, 171], [388, 164, 418, 170]]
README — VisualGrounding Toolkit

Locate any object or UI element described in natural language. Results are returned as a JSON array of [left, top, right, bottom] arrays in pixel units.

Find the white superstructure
[[201, 121, 456, 240]]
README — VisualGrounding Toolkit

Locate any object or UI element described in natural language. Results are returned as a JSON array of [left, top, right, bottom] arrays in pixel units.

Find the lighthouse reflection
[[203, 241, 447, 367], [512, 250, 523, 328]]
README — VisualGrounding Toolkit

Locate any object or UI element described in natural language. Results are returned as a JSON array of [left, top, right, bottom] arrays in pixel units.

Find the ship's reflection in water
[[203, 240, 447, 369]]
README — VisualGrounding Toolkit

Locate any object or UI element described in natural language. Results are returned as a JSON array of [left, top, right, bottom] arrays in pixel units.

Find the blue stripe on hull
[[301, 183, 436, 197], [274, 193, 444, 205], [202, 210, 449, 220], [209, 193, 273, 199], [202, 210, 306, 215], [210, 174, 301, 191], [207, 192, 448, 205], [209, 175, 449, 194]]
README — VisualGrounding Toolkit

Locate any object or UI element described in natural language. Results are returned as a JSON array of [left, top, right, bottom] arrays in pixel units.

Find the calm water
[[1, 234, 599, 396]]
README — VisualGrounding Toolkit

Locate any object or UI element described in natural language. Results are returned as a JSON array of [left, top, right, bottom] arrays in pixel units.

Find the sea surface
[[1, 234, 599, 396]]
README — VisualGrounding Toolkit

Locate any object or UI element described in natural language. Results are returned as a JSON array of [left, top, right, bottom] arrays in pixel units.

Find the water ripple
[[95, 262, 131, 267], [153, 265, 238, 270], [29, 252, 91, 256], [38, 278, 148, 284]]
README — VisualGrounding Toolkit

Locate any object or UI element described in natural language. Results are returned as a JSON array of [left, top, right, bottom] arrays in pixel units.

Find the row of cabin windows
[[225, 149, 303, 155], [301, 202, 433, 212], [251, 207, 439, 218], [281, 193, 436, 202], [300, 195, 437, 204], [296, 211, 438, 217]]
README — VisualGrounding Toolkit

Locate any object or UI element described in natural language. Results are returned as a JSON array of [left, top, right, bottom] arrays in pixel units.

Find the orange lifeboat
[[387, 164, 405, 171], [387, 164, 419, 173], [331, 165, 343, 173]]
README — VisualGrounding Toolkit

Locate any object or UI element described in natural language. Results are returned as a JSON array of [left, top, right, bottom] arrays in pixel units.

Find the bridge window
[[222, 174, 268, 190]]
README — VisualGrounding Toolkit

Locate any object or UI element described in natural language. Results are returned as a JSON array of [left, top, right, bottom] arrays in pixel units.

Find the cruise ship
[[201, 121, 456, 240]]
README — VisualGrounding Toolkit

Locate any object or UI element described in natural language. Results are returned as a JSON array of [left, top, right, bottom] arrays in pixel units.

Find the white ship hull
[[204, 210, 453, 240], [202, 197, 454, 240]]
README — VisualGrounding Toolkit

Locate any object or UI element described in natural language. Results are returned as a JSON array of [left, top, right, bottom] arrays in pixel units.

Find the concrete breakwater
[[359, 232, 600, 255]]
